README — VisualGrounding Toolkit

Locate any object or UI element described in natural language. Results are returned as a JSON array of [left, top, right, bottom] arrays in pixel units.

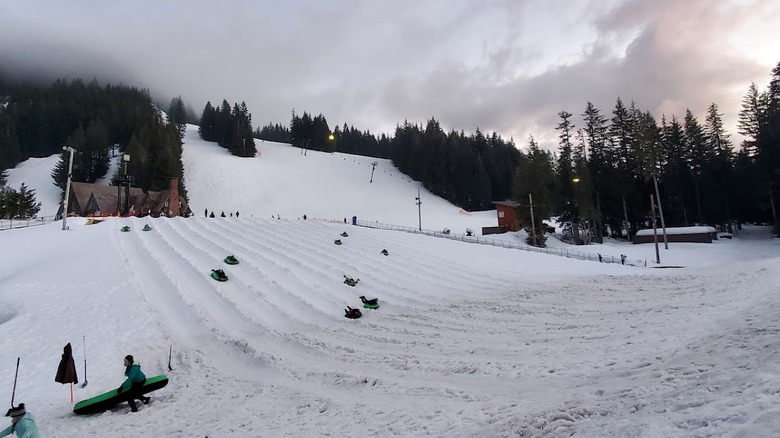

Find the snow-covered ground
[[1, 125, 779, 437]]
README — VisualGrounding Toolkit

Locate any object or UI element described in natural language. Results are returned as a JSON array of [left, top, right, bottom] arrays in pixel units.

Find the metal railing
[[0, 216, 56, 231], [354, 219, 622, 264]]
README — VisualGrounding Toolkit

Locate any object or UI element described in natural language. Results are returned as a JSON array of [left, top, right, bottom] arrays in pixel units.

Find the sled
[[340, 232, 349, 237], [344, 307, 362, 319], [334, 239, 342, 245], [360, 296, 379, 309], [120, 226, 130, 232], [73, 375, 169, 415], [343, 275, 360, 287], [142, 224, 152, 231], [224, 255, 239, 265], [210, 270, 228, 282], [380, 249, 389, 256]]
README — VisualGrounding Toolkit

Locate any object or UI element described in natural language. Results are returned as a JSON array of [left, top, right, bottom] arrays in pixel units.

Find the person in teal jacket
[[1, 403, 39, 438], [117, 355, 150, 412]]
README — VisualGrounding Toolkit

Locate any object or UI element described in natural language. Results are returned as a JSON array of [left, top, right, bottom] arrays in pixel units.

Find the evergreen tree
[[760, 61, 780, 234], [199, 101, 217, 141], [0, 183, 40, 219], [555, 110, 581, 242], [704, 103, 735, 227], [168, 96, 187, 138], [573, 129, 596, 241], [684, 109, 710, 223], [581, 101, 611, 242], [0, 111, 22, 170], [513, 136, 556, 246], [660, 115, 691, 225], [83, 118, 110, 182], [609, 98, 638, 239]]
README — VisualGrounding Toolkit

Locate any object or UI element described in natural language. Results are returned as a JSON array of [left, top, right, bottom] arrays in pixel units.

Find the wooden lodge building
[[482, 200, 522, 235], [56, 178, 191, 218]]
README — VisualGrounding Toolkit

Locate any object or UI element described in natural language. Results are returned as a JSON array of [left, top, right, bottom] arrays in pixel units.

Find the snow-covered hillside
[[1, 126, 780, 437]]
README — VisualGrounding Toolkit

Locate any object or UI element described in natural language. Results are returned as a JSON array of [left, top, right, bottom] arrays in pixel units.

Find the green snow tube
[[120, 226, 130, 232], [340, 232, 349, 237], [380, 249, 389, 256], [73, 375, 169, 415], [224, 255, 239, 265], [211, 270, 228, 282], [334, 239, 342, 245], [360, 296, 379, 309], [142, 224, 152, 231]]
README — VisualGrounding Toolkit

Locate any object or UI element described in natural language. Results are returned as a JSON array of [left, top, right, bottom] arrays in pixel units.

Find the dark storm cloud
[[0, 0, 777, 149]]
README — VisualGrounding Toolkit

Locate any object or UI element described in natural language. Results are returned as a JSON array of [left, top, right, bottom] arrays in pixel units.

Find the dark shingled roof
[[67, 181, 189, 217]]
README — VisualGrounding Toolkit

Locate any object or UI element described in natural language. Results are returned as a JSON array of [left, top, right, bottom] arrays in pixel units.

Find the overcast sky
[[1, 0, 778, 149]]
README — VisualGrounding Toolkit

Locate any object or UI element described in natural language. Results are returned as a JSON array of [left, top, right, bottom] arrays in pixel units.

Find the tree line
[[249, 61, 779, 242], [0, 78, 189, 214], [198, 100, 257, 157], [511, 61, 780, 244], [254, 113, 518, 211]]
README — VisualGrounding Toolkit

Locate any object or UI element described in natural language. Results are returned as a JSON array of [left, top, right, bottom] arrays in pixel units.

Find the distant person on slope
[[1, 403, 39, 438], [117, 355, 150, 412]]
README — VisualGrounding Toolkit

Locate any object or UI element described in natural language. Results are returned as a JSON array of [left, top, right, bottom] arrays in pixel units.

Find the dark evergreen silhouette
[[198, 100, 256, 157], [0, 182, 41, 219]]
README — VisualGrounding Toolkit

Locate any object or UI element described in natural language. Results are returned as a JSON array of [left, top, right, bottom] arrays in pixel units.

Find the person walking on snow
[[1, 403, 39, 438], [117, 355, 150, 412]]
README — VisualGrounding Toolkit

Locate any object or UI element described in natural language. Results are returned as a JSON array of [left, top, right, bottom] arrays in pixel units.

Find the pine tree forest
[[2, 61, 778, 238], [253, 61, 780, 242], [0, 78, 188, 197]]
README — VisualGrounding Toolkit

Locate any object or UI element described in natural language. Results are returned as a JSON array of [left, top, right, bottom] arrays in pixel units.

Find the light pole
[[571, 176, 581, 243], [415, 188, 422, 231], [61, 146, 76, 230], [122, 154, 132, 215], [528, 192, 537, 246]]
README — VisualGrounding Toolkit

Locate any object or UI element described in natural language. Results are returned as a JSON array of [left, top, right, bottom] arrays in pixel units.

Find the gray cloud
[[0, 0, 777, 150]]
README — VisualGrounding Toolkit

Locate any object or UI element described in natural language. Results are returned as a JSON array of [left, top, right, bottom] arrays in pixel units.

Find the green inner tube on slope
[[142, 225, 152, 231], [363, 303, 380, 310], [334, 239, 342, 245], [224, 256, 239, 265], [73, 375, 169, 415], [211, 271, 228, 282], [120, 226, 130, 232]]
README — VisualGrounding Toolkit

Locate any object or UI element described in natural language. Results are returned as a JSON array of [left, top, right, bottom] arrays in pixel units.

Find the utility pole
[[651, 194, 660, 264], [370, 162, 378, 183], [652, 173, 669, 249], [415, 188, 422, 231], [61, 146, 75, 230], [243, 138, 246, 157], [121, 154, 131, 215], [529, 192, 537, 246]]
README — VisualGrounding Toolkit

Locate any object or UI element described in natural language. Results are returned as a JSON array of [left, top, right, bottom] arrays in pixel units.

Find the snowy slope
[[1, 217, 779, 437], [1, 124, 780, 437], [181, 125, 496, 235]]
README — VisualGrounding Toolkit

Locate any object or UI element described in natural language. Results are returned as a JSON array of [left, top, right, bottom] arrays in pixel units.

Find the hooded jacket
[[119, 363, 147, 392], [0, 413, 40, 438]]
